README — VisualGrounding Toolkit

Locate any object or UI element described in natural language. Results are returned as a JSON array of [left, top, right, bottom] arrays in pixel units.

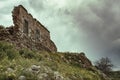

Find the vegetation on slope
[[108, 71, 120, 80], [0, 41, 110, 80]]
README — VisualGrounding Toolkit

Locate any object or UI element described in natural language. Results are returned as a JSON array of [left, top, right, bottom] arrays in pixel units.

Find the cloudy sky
[[0, 0, 120, 70]]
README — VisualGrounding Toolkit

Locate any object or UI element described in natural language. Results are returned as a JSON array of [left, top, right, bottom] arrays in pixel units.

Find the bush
[[0, 51, 6, 60], [19, 49, 36, 59], [6, 49, 19, 60], [0, 41, 19, 60], [95, 57, 113, 75]]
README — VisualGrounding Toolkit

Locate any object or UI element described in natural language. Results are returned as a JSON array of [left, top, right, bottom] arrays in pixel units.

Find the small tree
[[95, 57, 113, 75]]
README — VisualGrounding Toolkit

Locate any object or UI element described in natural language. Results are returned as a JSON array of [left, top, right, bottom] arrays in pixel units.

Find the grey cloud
[[72, 0, 120, 48], [70, 0, 120, 69], [29, 0, 44, 11]]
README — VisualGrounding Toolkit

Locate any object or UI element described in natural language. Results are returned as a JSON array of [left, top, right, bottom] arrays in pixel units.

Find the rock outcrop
[[0, 5, 57, 52], [63, 52, 92, 68]]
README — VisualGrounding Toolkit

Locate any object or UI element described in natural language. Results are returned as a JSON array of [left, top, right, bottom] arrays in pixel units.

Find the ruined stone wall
[[0, 5, 57, 52], [0, 27, 53, 52]]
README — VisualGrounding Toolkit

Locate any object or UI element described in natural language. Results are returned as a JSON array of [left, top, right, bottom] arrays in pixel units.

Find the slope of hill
[[0, 41, 109, 80], [108, 71, 120, 80]]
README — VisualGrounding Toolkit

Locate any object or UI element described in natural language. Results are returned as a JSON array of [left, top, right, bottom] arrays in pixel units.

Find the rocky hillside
[[0, 41, 110, 80]]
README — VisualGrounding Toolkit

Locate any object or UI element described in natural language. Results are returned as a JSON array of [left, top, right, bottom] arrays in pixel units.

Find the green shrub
[[6, 49, 19, 60], [0, 51, 6, 60], [0, 41, 19, 60], [0, 41, 13, 50], [19, 49, 36, 59]]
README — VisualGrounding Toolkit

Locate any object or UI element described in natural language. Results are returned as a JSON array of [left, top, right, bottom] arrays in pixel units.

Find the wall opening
[[35, 29, 40, 40], [23, 19, 28, 35]]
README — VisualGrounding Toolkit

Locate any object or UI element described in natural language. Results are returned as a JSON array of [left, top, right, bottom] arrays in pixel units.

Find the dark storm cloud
[[69, 0, 120, 69], [72, 0, 120, 53]]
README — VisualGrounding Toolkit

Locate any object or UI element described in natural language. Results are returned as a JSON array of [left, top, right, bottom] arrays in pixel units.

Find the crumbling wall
[[0, 5, 57, 52]]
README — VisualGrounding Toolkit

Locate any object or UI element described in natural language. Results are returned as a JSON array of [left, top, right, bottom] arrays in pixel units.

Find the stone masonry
[[0, 5, 57, 52]]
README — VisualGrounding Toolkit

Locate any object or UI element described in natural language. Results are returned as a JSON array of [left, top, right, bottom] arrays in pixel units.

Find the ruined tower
[[0, 5, 57, 52]]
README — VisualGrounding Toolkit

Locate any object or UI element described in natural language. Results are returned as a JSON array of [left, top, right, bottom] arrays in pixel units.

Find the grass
[[0, 41, 111, 80]]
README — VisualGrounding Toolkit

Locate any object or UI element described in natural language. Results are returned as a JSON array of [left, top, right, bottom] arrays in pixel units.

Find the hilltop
[[0, 41, 109, 80]]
